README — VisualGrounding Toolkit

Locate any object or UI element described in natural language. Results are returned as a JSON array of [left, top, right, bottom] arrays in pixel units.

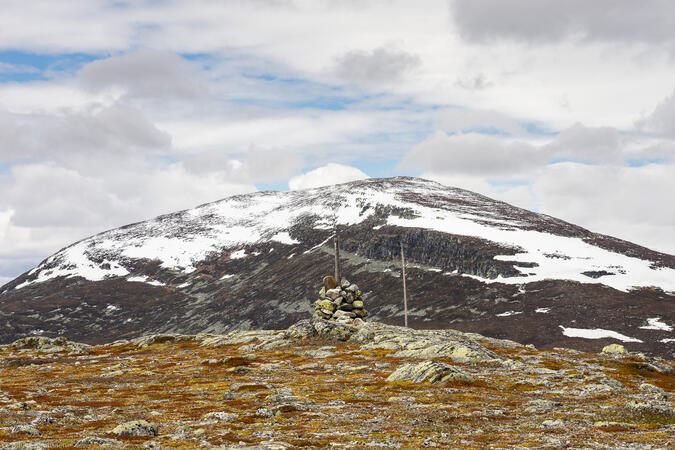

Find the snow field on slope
[[386, 211, 675, 292], [15, 178, 675, 292], [559, 326, 643, 343]]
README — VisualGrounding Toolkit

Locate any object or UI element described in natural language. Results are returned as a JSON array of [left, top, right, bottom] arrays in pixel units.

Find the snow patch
[[559, 326, 643, 343], [660, 338, 675, 343], [270, 231, 299, 245], [229, 249, 246, 259], [127, 275, 165, 286], [127, 276, 148, 283], [496, 311, 522, 317], [639, 317, 673, 332], [535, 307, 551, 313], [220, 274, 235, 280]]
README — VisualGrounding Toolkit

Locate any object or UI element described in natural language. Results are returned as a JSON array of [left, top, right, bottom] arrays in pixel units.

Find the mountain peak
[[0, 176, 673, 358]]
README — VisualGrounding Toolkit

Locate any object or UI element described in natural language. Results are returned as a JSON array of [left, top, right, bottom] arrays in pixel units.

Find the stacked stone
[[314, 278, 368, 324]]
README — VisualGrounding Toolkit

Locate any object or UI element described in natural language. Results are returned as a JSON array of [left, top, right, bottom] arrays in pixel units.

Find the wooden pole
[[334, 233, 341, 286], [400, 241, 408, 328]]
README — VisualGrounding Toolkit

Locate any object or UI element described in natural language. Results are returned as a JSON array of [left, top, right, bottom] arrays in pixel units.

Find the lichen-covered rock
[[325, 288, 342, 300], [352, 300, 364, 309], [133, 334, 197, 348], [10, 425, 41, 436], [75, 437, 122, 446], [111, 420, 158, 437], [601, 344, 627, 354], [386, 360, 470, 383], [393, 343, 496, 363], [201, 411, 238, 422], [353, 308, 368, 318], [9, 400, 37, 410], [626, 399, 675, 417], [345, 283, 359, 293], [639, 383, 667, 400], [8, 336, 90, 354], [346, 323, 374, 343], [315, 299, 335, 312], [230, 382, 275, 393], [285, 319, 315, 339]]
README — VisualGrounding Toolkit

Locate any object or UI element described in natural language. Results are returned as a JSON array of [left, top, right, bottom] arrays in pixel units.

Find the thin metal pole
[[334, 233, 341, 286], [400, 241, 408, 328]]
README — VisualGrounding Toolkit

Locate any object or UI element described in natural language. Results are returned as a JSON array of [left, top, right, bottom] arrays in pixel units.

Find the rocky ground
[[0, 321, 673, 449]]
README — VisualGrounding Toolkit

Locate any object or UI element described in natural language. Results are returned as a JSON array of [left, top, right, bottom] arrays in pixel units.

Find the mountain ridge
[[0, 176, 673, 358]]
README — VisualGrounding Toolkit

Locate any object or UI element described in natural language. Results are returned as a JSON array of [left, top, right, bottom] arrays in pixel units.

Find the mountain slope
[[0, 177, 673, 356]]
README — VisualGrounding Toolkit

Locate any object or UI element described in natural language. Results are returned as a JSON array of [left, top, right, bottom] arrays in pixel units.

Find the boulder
[[75, 437, 122, 447], [386, 360, 471, 384], [315, 299, 335, 312], [285, 320, 315, 339], [325, 288, 342, 300], [202, 411, 238, 423], [111, 420, 158, 437], [345, 284, 359, 293], [10, 425, 41, 436], [602, 344, 627, 355], [352, 300, 364, 309], [353, 309, 368, 318]]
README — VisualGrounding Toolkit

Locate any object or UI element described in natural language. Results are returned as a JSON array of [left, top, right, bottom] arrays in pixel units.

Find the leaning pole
[[334, 233, 341, 287], [400, 241, 408, 328]]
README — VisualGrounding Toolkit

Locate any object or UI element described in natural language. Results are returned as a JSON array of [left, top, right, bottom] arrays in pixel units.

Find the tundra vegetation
[[0, 320, 672, 448]]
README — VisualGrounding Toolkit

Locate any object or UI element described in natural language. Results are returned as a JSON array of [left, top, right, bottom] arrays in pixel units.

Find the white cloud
[[450, 0, 675, 48], [1, 0, 675, 283], [288, 163, 369, 190], [79, 49, 205, 100], [0, 103, 170, 163], [547, 123, 624, 163], [637, 88, 675, 138], [333, 46, 421, 84], [0, 62, 38, 74], [532, 162, 675, 253], [424, 162, 675, 254], [403, 131, 545, 176]]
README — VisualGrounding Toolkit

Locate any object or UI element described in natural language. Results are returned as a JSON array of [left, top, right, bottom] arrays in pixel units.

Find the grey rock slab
[[386, 360, 472, 384], [74, 437, 122, 447], [111, 420, 158, 437]]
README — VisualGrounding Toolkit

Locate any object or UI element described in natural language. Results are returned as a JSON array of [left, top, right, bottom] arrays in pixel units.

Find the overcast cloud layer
[[1, 0, 674, 283]]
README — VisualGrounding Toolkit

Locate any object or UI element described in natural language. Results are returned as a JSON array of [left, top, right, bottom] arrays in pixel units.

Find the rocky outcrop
[[1, 320, 673, 448], [385, 360, 472, 383], [6, 336, 90, 354], [111, 420, 158, 437]]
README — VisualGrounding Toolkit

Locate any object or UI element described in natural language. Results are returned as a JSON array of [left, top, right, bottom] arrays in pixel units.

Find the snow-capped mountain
[[1, 177, 673, 356]]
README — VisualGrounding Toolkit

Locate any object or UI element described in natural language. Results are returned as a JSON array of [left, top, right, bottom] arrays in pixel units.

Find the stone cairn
[[314, 275, 368, 324]]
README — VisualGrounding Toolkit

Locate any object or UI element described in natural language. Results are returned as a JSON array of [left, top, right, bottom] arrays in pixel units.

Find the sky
[[1, 0, 675, 284]]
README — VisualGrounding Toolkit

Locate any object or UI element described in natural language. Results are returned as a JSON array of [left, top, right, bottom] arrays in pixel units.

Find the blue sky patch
[[0, 51, 101, 82]]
